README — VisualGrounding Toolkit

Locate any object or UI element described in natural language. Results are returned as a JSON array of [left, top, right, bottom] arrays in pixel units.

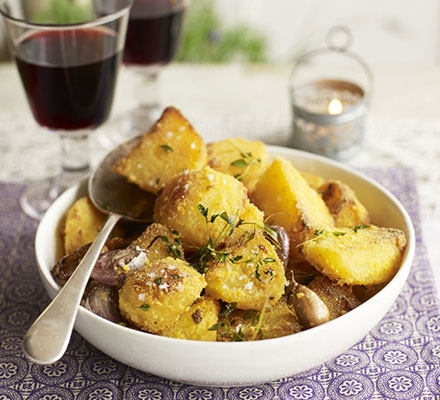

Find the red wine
[[15, 29, 121, 130], [123, 8, 185, 66]]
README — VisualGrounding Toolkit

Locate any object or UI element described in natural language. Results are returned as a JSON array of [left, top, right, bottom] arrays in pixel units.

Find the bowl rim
[[35, 144, 416, 348]]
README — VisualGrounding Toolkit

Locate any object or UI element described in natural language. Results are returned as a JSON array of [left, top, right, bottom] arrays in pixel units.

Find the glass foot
[[20, 178, 61, 220]]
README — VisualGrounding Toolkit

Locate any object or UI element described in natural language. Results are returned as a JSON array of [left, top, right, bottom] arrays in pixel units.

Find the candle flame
[[328, 98, 343, 115]]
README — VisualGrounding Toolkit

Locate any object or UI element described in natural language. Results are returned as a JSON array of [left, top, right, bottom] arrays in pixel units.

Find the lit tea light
[[288, 26, 373, 160], [289, 79, 369, 160], [328, 98, 343, 115]]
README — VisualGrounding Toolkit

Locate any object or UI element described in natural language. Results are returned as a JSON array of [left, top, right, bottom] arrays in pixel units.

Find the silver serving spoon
[[23, 135, 153, 364]]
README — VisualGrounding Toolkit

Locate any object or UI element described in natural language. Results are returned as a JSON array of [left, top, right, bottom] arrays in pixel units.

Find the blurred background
[[1, 0, 439, 66]]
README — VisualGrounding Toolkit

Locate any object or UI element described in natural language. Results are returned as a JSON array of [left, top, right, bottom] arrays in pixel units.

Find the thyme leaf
[[160, 144, 173, 152], [230, 159, 247, 168], [198, 203, 209, 221], [353, 225, 371, 233]]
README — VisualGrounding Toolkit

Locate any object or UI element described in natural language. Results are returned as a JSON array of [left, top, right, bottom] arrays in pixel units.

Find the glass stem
[[130, 66, 162, 134], [59, 131, 90, 190]]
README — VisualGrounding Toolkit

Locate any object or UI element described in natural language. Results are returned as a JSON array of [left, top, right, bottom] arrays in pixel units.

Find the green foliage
[[177, 0, 267, 63], [33, 0, 95, 24]]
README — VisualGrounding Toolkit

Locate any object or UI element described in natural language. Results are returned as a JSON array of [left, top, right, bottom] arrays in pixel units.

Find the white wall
[[216, 0, 440, 65]]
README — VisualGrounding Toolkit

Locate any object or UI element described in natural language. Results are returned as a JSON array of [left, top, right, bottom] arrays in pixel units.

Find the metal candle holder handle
[[289, 26, 374, 160]]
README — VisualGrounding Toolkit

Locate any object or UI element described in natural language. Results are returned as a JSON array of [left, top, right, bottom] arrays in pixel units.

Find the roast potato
[[301, 225, 407, 285], [252, 157, 334, 261], [154, 166, 250, 250], [207, 138, 269, 192], [319, 180, 370, 228], [119, 257, 206, 333], [113, 106, 207, 195], [64, 197, 106, 254], [205, 231, 286, 310], [307, 275, 361, 319], [217, 298, 302, 341], [160, 296, 220, 341], [131, 223, 184, 261]]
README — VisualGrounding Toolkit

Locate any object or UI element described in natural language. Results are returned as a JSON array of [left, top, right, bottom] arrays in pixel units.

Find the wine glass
[[99, 0, 188, 148], [0, 0, 132, 219]]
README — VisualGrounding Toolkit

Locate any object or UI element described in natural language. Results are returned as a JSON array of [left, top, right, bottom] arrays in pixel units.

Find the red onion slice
[[271, 225, 290, 269], [83, 285, 121, 323]]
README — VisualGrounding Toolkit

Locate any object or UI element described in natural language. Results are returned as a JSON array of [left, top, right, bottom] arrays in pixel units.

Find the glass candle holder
[[291, 79, 367, 159], [289, 26, 373, 160]]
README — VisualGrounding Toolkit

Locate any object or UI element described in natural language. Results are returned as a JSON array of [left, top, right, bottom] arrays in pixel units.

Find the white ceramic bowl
[[35, 146, 415, 387]]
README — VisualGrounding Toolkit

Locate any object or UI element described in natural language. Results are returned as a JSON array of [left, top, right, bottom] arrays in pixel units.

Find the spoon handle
[[23, 212, 122, 364]]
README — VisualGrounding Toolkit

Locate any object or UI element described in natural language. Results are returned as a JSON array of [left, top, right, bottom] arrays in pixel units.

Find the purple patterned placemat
[[0, 168, 439, 400]]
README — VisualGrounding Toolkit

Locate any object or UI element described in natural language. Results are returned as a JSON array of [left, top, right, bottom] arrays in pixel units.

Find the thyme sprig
[[159, 231, 184, 259], [300, 225, 371, 250], [228, 140, 262, 181], [191, 204, 281, 274], [209, 302, 265, 341], [191, 205, 241, 273]]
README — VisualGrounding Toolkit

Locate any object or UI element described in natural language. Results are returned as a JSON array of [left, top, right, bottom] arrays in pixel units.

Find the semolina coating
[[113, 107, 207, 195], [159, 296, 220, 341], [319, 180, 370, 228], [205, 231, 286, 310], [307, 275, 361, 319], [64, 197, 106, 254], [302, 226, 407, 285], [153, 166, 249, 250], [119, 257, 206, 333], [252, 157, 334, 262], [207, 138, 269, 192], [131, 223, 184, 261]]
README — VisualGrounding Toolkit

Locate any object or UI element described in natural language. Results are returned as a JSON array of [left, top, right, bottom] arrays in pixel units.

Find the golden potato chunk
[[252, 157, 334, 261], [205, 231, 286, 310], [113, 107, 207, 195], [119, 257, 206, 333], [154, 166, 249, 250], [160, 297, 220, 341], [258, 298, 302, 339], [64, 197, 105, 254], [239, 203, 264, 227], [131, 223, 184, 261], [217, 299, 301, 341], [207, 138, 269, 192], [300, 171, 326, 190], [229, 202, 265, 243], [307, 276, 361, 319], [319, 180, 370, 228], [302, 226, 407, 285]]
